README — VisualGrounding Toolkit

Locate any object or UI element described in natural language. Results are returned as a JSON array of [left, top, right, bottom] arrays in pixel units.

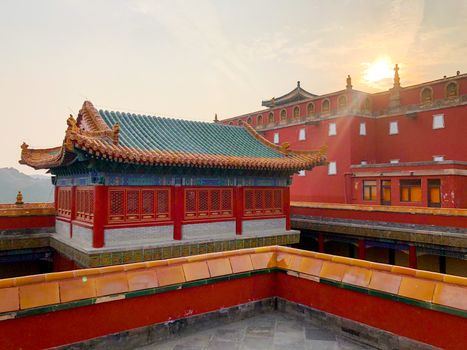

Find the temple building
[[19, 101, 325, 251]]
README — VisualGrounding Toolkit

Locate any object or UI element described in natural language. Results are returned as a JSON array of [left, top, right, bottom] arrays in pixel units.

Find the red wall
[[1, 273, 465, 350], [291, 205, 467, 228], [277, 274, 466, 350], [0, 215, 55, 231]]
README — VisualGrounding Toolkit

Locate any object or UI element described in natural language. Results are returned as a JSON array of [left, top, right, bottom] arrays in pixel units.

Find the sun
[[363, 57, 394, 83]]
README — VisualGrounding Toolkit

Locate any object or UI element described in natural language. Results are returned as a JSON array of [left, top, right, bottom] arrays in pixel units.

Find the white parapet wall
[[72, 224, 93, 248], [242, 218, 286, 236], [55, 219, 70, 240], [104, 225, 174, 248], [182, 220, 236, 240]]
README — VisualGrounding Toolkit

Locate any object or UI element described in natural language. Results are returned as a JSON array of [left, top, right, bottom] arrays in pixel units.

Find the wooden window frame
[[243, 188, 283, 217], [362, 180, 377, 202], [399, 179, 422, 203], [184, 187, 233, 220], [107, 186, 171, 225]]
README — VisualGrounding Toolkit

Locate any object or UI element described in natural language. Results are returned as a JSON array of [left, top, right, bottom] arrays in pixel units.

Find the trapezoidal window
[[338, 95, 347, 110], [280, 109, 287, 122], [293, 106, 300, 120], [257, 114, 263, 126], [322, 99, 330, 113], [307, 102, 314, 117], [428, 179, 441, 208], [446, 82, 458, 99], [421, 87, 433, 104], [268, 112, 274, 124]]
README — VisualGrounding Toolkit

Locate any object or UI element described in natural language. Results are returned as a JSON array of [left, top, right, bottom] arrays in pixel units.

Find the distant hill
[[0, 168, 54, 203]]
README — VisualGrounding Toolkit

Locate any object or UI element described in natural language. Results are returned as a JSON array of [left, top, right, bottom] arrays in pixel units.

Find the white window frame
[[298, 128, 306, 141], [298, 170, 306, 176], [328, 122, 337, 136], [359, 122, 367, 136], [328, 161, 337, 175], [433, 114, 445, 129], [389, 121, 398, 135], [273, 132, 279, 144], [390, 159, 399, 164], [433, 155, 444, 162]]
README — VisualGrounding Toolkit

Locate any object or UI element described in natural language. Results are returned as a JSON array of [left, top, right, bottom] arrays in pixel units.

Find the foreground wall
[[0, 246, 465, 350]]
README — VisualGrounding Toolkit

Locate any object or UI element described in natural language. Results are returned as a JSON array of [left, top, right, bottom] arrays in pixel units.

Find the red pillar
[[93, 186, 106, 248], [358, 239, 366, 260], [235, 187, 243, 235], [318, 232, 325, 253], [409, 245, 417, 269], [173, 186, 183, 240], [70, 186, 76, 238], [284, 187, 291, 231], [54, 186, 59, 211]]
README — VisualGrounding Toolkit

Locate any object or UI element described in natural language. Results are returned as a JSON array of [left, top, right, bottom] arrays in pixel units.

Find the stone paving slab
[[136, 312, 375, 350]]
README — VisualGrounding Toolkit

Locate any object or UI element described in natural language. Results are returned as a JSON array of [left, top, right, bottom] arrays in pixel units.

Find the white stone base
[[104, 225, 174, 248], [55, 220, 70, 240], [242, 218, 286, 236], [182, 220, 236, 240], [72, 224, 93, 248]]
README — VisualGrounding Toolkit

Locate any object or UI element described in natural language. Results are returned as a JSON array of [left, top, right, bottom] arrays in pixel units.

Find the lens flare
[[363, 57, 394, 84]]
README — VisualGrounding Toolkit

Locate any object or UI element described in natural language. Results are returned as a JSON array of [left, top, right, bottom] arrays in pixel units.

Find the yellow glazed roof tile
[[368, 271, 402, 295], [126, 269, 158, 291], [398, 277, 436, 302], [229, 255, 253, 274], [59, 277, 97, 303], [94, 272, 129, 297], [0, 287, 19, 313], [182, 261, 210, 282], [319, 262, 347, 282], [155, 265, 186, 286], [432, 283, 467, 311], [207, 258, 233, 277], [19, 282, 60, 309], [342, 267, 372, 288], [250, 252, 276, 270]]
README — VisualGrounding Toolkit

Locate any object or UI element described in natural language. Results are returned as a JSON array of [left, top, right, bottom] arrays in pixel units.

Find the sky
[[1, 0, 466, 175]]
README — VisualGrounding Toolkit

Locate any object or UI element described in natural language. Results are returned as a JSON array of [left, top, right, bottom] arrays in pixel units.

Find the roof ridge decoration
[[20, 101, 327, 172], [262, 81, 318, 108]]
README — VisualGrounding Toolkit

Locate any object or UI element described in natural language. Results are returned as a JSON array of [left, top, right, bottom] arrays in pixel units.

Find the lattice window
[[109, 190, 124, 221], [142, 191, 154, 214], [244, 188, 283, 216], [186, 190, 197, 214], [109, 187, 170, 224], [184, 188, 233, 220], [265, 190, 273, 209], [211, 190, 220, 212], [245, 190, 254, 210], [274, 190, 282, 210], [199, 190, 209, 213], [75, 187, 95, 223], [221, 190, 232, 211], [127, 190, 140, 220], [57, 187, 72, 218]]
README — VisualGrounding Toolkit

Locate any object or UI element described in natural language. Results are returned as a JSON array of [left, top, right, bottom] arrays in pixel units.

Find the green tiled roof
[[99, 110, 283, 158]]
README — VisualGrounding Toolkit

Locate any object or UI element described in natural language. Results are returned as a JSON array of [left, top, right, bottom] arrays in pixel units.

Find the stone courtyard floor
[[137, 311, 376, 350]]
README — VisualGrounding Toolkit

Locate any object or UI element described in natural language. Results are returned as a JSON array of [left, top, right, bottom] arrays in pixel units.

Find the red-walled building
[[221, 67, 467, 209], [19, 101, 325, 250]]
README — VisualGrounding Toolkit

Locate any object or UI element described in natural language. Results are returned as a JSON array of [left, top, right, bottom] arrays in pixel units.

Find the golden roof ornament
[[393, 64, 401, 89], [346, 75, 352, 89], [16, 191, 24, 205]]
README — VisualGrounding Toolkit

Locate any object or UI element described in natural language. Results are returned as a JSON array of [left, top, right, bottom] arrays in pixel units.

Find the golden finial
[[16, 191, 24, 205], [346, 75, 352, 89], [393, 64, 400, 88]]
